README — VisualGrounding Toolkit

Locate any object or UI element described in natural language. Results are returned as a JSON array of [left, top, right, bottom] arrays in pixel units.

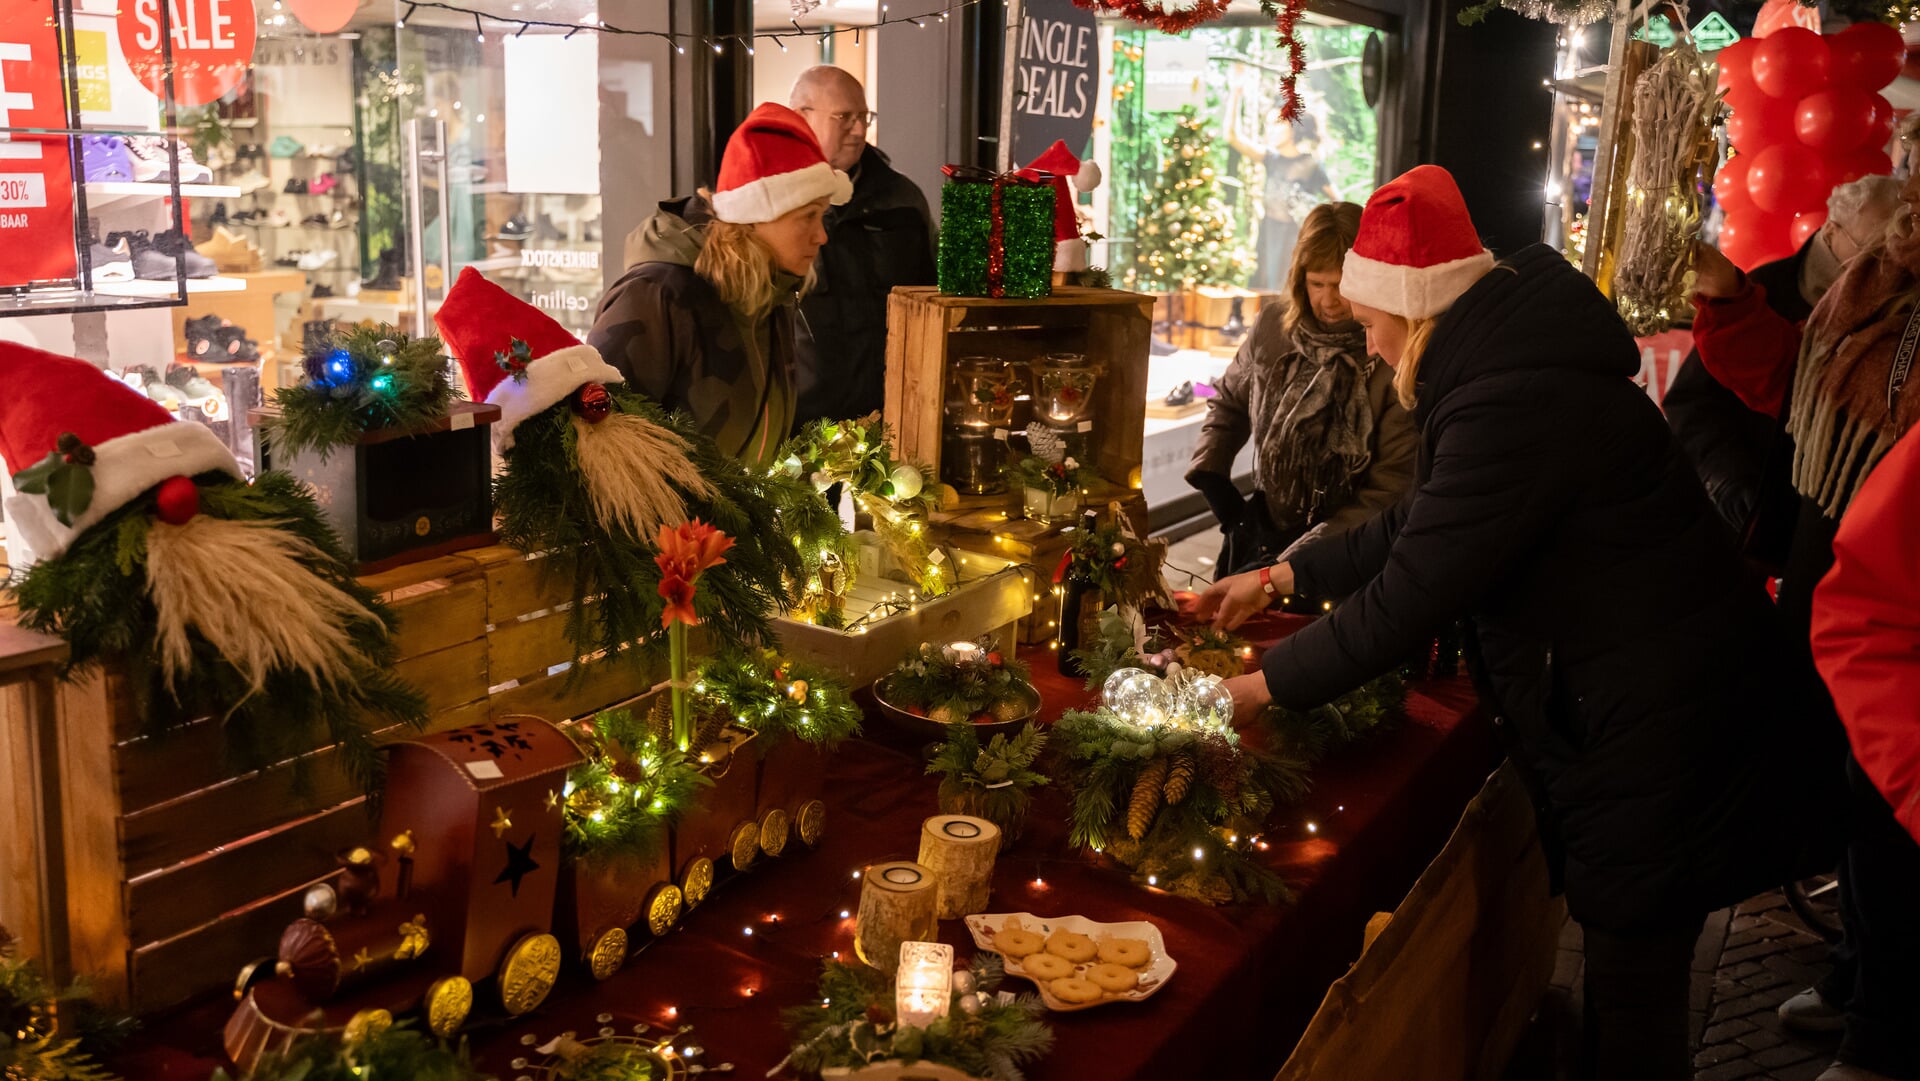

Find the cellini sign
[[118, 0, 256, 107]]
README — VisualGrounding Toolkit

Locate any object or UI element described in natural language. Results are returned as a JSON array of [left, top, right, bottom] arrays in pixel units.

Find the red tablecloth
[[116, 613, 1495, 1081]]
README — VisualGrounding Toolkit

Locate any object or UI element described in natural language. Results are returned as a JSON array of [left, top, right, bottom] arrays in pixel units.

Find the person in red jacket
[[1809, 422, 1920, 1081]]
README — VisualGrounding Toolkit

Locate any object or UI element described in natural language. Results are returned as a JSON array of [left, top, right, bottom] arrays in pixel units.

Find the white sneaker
[[1817, 1063, 1904, 1081], [296, 249, 337, 271], [122, 135, 170, 182], [173, 143, 213, 184], [1780, 987, 1848, 1034]]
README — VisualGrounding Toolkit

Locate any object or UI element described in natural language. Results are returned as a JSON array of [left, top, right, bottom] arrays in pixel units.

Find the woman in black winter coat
[[1196, 166, 1828, 1080]]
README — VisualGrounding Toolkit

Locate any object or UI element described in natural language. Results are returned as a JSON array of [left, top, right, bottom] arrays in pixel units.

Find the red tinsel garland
[[1076, 0, 1307, 123], [988, 174, 1008, 298]]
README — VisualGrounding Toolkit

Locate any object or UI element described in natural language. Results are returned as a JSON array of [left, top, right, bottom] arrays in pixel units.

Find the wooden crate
[[883, 286, 1153, 493], [0, 545, 670, 1012]]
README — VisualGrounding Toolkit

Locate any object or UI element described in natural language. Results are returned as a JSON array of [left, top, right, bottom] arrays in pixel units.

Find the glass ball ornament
[[1102, 667, 1150, 705], [1185, 675, 1236, 727], [1107, 669, 1173, 726]]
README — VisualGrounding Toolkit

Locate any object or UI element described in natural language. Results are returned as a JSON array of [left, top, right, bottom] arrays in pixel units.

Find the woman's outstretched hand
[[1222, 671, 1273, 727], [1192, 566, 1281, 631]]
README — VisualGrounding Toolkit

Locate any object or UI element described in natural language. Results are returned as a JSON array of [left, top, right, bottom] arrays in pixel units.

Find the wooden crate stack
[[0, 546, 669, 1011], [883, 286, 1154, 646]]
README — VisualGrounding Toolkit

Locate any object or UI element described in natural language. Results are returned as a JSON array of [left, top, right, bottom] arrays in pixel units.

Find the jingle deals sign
[[118, 0, 257, 107], [0, 4, 78, 287]]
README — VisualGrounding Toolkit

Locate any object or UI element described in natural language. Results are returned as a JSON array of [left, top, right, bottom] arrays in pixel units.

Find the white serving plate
[[964, 911, 1176, 1012]]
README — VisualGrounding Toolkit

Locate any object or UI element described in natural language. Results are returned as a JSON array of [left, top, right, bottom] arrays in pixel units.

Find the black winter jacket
[[795, 145, 935, 425], [1262, 244, 1828, 931]]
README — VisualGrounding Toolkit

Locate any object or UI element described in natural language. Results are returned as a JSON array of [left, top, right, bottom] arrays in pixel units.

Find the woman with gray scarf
[[1187, 202, 1417, 578]]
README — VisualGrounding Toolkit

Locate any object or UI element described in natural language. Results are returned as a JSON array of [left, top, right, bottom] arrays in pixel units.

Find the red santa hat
[[0, 342, 238, 562], [1341, 165, 1494, 321], [711, 102, 853, 225], [434, 267, 626, 450], [1019, 139, 1103, 243]]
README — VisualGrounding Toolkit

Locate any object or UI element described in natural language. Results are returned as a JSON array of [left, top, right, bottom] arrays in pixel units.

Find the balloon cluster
[[1714, 22, 1906, 269]]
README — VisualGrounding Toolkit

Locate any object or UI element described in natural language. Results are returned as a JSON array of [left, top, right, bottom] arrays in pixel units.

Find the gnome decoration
[[1, 343, 424, 789], [1019, 139, 1104, 273]]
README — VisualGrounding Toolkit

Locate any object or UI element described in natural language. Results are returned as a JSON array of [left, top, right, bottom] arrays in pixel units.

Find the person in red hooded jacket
[[1809, 420, 1920, 1081]]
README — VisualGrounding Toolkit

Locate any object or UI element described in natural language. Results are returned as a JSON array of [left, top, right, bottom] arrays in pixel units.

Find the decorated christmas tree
[[1129, 107, 1254, 291]]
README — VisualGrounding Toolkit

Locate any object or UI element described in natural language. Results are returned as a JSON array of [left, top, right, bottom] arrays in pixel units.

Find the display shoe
[[121, 135, 172, 182], [165, 363, 219, 405], [172, 142, 213, 183], [301, 212, 329, 228], [213, 324, 260, 363], [117, 364, 163, 392], [1163, 380, 1196, 408], [81, 135, 135, 182], [361, 246, 403, 290], [185, 314, 230, 360], [275, 249, 304, 268], [308, 173, 338, 195], [267, 208, 293, 227], [284, 176, 309, 194], [296, 249, 338, 271], [145, 374, 187, 411], [208, 201, 229, 227], [1779, 988, 1848, 1034], [88, 230, 134, 282], [333, 148, 357, 174], [326, 209, 349, 229], [268, 135, 304, 159], [195, 226, 261, 273], [132, 230, 218, 279], [230, 161, 270, 193], [496, 213, 532, 241], [312, 283, 335, 298]]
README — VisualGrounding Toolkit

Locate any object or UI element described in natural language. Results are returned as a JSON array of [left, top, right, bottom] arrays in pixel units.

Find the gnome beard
[[569, 403, 715, 541], [145, 511, 385, 698]]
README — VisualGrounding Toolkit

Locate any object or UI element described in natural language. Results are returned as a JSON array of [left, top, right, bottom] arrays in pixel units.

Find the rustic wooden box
[[0, 544, 670, 1011], [883, 286, 1154, 494]]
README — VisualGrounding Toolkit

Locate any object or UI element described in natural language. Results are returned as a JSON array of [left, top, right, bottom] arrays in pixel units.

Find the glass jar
[[1029, 352, 1102, 428], [949, 356, 1017, 429]]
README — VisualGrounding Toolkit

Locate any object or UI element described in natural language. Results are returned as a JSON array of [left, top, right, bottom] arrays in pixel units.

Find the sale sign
[[118, 0, 256, 108], [0, 3, 79, 288]]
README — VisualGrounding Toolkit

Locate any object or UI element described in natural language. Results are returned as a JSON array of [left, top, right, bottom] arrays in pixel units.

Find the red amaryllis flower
[[655, 519, 734, 628]]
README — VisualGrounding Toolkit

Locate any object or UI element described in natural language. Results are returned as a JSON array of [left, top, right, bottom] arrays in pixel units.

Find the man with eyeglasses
[[789, 64, 935, 428]]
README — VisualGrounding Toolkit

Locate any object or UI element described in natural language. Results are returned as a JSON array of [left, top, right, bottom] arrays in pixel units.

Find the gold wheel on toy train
[[797, 799, 826, 846], [728, 820, 761, 870], [498, 932, 561, 1016], [645, 883, 684, 937], [425, 976, 472, 1037], [759, 807, 790, 857], [587, 927, 628, 981], [343, 1008, 393, 1045], [680, 856, 714, 908]]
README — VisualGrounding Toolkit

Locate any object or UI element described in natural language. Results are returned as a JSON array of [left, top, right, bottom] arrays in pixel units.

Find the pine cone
[[1163, 751, 1196, 805], [647, 697, 672, 742], [693, 709, 727, 756], [1127, 757, 1171, 841]]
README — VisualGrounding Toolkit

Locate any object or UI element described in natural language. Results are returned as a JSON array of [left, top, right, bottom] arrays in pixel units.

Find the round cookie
[[1097, 937, 1152, 969], [1021, 953, 1075, 980], [1087, 962, 1139, 994], [1044, 930, 1097, 963], [1048, 976, 1103, 1005], [993, 927, 1045, 959]]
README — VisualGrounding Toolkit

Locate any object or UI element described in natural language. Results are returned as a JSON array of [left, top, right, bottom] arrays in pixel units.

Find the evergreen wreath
[[693, 648, 863, 752], [209, 1022, 485, 1081], [10, 470, 427, 794], [262, 324, 457, 461], [880, 639, 1038, 726], [1, 926, 136, 1081], [778, 955, 1053, 1081], [494, 385, 817, 667], [559, 706, 710, 869], [776, 416, 951, 598], [1054, 706, 1305, 904]]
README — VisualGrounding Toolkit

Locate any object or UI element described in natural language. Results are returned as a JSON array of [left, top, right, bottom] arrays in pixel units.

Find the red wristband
[[1260, 566, 1277, 597]]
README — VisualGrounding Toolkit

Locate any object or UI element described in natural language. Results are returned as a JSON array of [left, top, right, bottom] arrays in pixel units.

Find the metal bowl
[[870, 676, 1042, 743]]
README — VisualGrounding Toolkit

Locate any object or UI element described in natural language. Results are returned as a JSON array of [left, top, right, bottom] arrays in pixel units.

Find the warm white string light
[[392, 0, 982, 53]]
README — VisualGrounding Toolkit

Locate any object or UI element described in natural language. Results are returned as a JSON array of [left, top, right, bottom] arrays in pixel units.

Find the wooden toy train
[[223, 712, 831, 1070]]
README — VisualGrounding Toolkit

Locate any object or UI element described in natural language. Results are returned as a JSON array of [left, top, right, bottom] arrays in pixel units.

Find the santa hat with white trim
[[1019, 139, 1103, 244], [0, 342, 240, 563], [710, 102, 852, 224], [435, 266, 626, 450], [1340, 165, 1494, 321]]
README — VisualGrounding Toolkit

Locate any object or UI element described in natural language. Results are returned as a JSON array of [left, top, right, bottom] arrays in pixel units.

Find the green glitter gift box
[[938, 167, 1055, 299]]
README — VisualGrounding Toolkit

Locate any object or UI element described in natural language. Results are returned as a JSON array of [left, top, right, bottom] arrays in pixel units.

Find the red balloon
[[1726, 89, 1798, 150], [1795, 87, 1884, 152], [1717, 37, 1760, 93], [1714, 154, 1755, 213], [1829, 21, 1908, 91], [1834, 145, 1896, 183], [1747, 141, 1833, 214], [1753, 27, 1833, 99], [1791, 207, 1830, 248], [1720, 210, 1796, 271]]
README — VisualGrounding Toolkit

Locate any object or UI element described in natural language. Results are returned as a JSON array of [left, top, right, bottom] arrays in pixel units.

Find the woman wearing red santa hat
[[1194, 165, 1830, 1078], [588, 102, 851, 468]]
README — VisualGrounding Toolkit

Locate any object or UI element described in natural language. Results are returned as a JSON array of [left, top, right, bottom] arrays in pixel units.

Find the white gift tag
[[993, 428, 1009, 442], [465, 760, 504, 780], [1077, 421, 1093, 433]]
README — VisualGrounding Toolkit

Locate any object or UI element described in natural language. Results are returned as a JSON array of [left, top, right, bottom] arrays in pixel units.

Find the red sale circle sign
[[117, 0, 257, 108]]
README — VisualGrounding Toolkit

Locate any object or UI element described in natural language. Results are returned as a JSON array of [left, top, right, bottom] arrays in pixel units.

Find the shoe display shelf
[[166, 269, 307, 394], [86, 181, 242, 204]]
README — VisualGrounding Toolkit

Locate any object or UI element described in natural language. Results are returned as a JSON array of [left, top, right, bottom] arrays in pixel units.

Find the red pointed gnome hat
[[710, 102, 852, 224], [434, 267, 625, 450], [1341, 165, 1494, 321], [1019, 139, 1102, 243], [0, 342, 238, 562]]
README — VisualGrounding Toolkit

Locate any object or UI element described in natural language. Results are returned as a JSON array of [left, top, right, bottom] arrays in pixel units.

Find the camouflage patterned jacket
[[588, 195, 800, 467]]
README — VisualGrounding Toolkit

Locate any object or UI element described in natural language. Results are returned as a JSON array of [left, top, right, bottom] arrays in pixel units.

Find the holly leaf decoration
[[13, 434, 98, 526], [495, 337, 535, 383]]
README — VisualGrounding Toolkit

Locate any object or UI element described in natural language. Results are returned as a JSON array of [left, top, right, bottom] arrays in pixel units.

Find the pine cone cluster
[[1163, 750, 1195, 805], [1128, 757, 1171, 840]]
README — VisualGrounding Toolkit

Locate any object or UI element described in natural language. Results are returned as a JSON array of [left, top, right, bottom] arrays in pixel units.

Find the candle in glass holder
[[894, 941, 954, 1029], [943, 641, 981, 667]]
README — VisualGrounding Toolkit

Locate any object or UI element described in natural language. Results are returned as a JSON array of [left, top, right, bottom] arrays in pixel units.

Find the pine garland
[[560, 707, 710, 869], [9, 471, 427, 795], [0, 928, 134, 1081], [779, 956, 1053, 1081], [881, 640, 1038, 725], [1054, 708, 1305, 904], [776, 416, 951, 598], [209, 1022, 485, 1081], [263, 324, 456, 461], [1264, 671, 1406, 768], [494, 385, 810, 668], [693, 648, 863, 752]]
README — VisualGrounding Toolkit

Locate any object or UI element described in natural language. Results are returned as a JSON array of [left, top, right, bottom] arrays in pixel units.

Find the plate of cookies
[[965, 912, 1174, 1011]]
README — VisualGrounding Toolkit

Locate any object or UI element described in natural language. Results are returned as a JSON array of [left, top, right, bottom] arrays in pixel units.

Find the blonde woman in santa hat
[[1194, 165, 1830, 1079], [588, 102, 851, 468]]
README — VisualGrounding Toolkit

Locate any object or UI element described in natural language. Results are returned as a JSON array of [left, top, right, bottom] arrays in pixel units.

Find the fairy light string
[[373, 0, 981, 52]]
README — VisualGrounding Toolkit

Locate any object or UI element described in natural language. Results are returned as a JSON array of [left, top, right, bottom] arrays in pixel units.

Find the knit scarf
[[1260, 316, 1374, 530], [1788, 213, 1920, 518]]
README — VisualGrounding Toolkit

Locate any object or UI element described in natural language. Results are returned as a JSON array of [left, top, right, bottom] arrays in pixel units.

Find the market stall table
[[111, 610, 1494, 1081]]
